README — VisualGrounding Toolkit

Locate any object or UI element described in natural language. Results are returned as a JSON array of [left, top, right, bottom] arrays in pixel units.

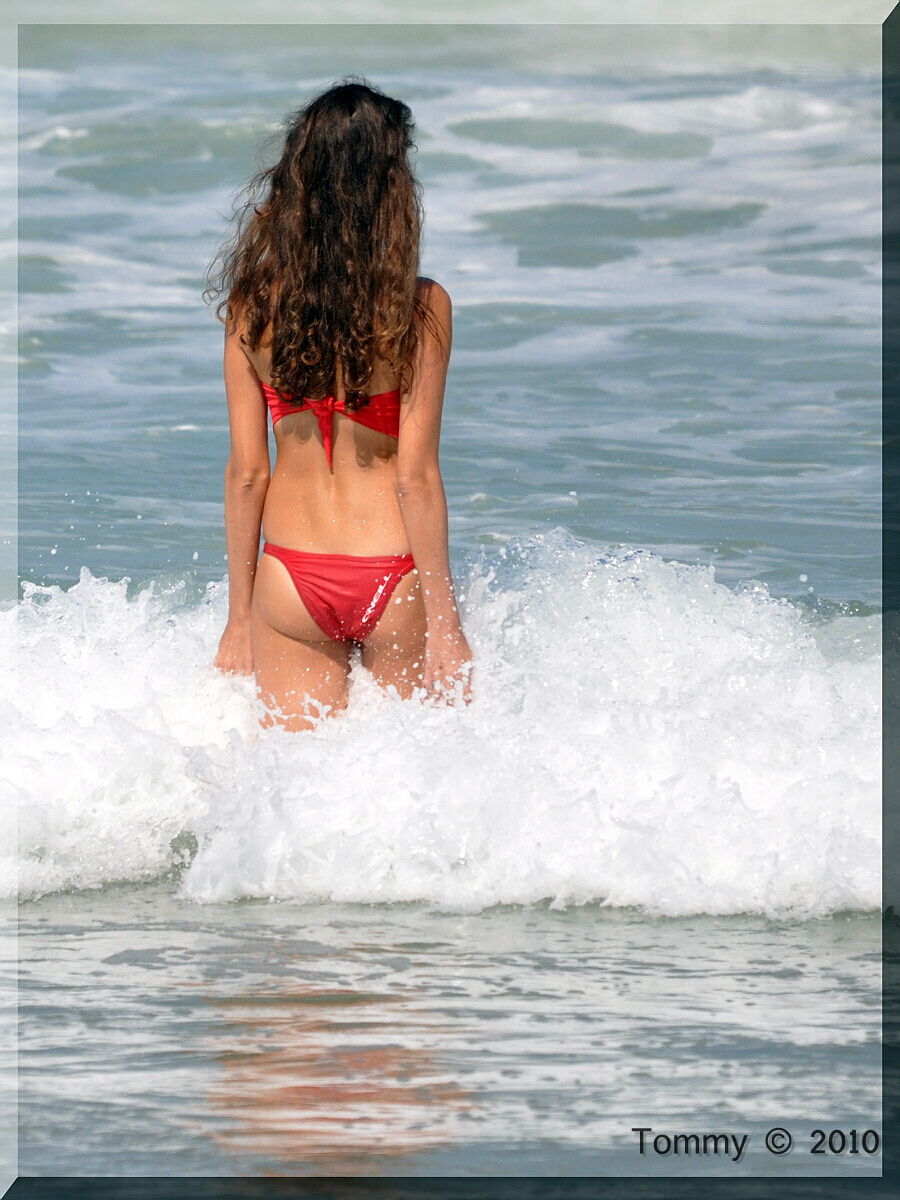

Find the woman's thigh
[[251, 552, 351, 730], [361, 568, 427, 698]]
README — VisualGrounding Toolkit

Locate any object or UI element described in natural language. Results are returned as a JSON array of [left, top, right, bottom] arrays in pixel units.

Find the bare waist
[[261, 466, 410, 557]]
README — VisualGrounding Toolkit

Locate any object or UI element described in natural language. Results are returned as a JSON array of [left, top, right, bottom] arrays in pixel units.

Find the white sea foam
[[4, 531, 880, 917]]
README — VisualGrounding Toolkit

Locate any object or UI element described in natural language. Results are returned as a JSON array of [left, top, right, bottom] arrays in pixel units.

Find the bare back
[[238, 306, 417, 558]]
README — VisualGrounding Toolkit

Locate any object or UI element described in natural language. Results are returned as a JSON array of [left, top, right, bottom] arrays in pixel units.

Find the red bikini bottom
[[263, 543, 416, 642]]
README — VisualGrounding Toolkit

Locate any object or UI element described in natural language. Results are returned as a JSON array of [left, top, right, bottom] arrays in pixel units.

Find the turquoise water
[[17, 25, 880, 604], [10, 23, 881, 1177]]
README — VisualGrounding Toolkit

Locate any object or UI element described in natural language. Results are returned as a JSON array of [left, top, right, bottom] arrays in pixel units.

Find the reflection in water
[[15, 887, 882, 1176], [200, 980, 473, 1173]]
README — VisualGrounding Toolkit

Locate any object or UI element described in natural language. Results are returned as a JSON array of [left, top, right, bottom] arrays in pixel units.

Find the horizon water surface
[[7, 22, 883, 1177]]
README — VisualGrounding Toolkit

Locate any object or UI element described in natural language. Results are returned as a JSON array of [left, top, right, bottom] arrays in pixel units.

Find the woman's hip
[[255, 542, 416, 643]]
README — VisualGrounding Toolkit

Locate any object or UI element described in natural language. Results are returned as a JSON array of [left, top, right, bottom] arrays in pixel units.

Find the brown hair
[[206, 79, 424, 406]]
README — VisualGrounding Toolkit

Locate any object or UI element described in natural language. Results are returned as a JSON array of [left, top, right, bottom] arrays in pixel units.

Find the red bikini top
[[261, 382, 401, 469]]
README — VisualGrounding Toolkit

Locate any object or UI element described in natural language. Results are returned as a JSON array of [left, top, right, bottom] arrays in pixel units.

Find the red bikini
[[260, 380, 415, 643], [261, 382, 402, 470], [263, 545, 415, 642]]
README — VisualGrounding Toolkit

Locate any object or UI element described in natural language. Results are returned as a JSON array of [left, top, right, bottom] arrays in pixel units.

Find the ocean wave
[[4, 529, 880, 917]]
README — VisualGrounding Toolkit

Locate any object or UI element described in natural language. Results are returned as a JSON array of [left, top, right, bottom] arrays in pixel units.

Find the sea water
[[8, 23, 882, 1176]]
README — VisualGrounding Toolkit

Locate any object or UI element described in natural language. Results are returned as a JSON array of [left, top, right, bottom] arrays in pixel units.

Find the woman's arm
[[213, 325, 271, 675], [395, 279, 472, 699]]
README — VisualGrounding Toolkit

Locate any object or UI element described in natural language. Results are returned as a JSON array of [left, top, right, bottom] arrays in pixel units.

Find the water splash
[[4, 531, 880, 916]]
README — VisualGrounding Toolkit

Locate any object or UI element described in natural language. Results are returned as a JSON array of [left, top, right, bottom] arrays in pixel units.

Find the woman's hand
[[422, 627, 473, 704], [214, 617, 254, 676]]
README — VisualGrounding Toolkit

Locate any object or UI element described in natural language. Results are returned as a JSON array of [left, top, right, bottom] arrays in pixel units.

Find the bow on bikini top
[[261, 382, 401, 469]]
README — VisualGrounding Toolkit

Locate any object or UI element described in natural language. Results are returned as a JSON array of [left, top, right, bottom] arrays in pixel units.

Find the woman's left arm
[[395, 280, 472, 700], [213, 326, 271, 675]]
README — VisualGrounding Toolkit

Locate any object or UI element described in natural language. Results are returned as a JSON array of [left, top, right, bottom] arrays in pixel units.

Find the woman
[[207, 80, 472, 731]]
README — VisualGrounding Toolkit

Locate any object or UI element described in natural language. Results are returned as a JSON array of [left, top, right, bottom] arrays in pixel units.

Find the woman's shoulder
[[416, 276, 451, 315], [223, 301, 249, 346], [224, 303, 272, 378], [415, 277, 451, 357]]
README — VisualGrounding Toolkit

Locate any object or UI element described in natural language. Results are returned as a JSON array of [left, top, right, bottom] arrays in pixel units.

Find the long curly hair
[[206, 79, 425, 408]]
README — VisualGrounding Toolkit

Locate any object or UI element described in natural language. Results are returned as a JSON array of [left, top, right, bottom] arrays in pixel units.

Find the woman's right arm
[[213, 324, 271, 675]]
